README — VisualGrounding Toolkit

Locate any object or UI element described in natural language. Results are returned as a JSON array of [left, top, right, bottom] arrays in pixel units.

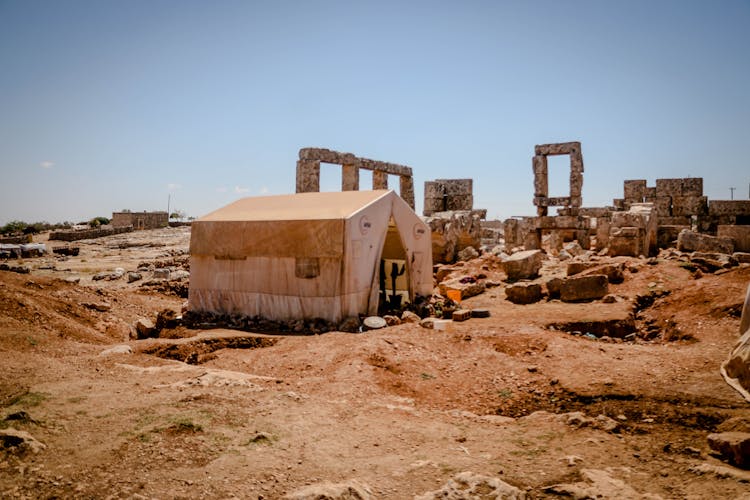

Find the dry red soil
[[1, 227, 749, 498]]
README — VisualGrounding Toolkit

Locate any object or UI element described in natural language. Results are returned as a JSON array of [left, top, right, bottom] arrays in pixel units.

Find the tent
[[188, 190, 433, 323]]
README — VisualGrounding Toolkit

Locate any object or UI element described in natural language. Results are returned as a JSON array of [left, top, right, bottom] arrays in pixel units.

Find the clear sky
[[1, 0, 748, 225]]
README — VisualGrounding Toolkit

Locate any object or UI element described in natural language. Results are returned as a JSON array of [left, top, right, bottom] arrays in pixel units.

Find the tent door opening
[[378, 219, 410, 312]]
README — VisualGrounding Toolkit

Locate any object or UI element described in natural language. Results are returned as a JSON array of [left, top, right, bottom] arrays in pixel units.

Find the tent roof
[[197, 190, 393, 222]]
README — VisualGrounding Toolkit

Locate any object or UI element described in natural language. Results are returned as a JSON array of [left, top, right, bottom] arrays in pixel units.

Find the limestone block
[[535, 141, 581, 156], [341, 164, 359, 191], [546, 277, 563, 299], [659, 216, 691, 225], [709, 200, 750, 217], [718, 225, 750, 253], [671, 195, 708, 217], [655, 196, 672, 217], [734, 252, 750, 264], [677, 229, 734, 254], [608, 233, 641, 257], [560, 275, 609, 302], [503, 249, 543, 281], [523, 230, 541, 250], [438, 277, 485, 299], [707, 432, 750, 468], [656, 178, 683, 197], [623, 180, 647, 201], [566, 262, 599, 276], [533, 155, 548, 197], [426, 211, 483, 263], [445, 194, 473, 211], [570, 171, 583, 198], [681, 177, 704, 196], [505, 283, 543, 304], [295, 160, 320, 193], [644, 187, 657, 201], [613, 198, 625, 211], [399, 175, 415, 209], [372, 170, 388, 189], [580, 263, 625, 284], [423, 197, 445, 216], [435, 179, 473, 195]]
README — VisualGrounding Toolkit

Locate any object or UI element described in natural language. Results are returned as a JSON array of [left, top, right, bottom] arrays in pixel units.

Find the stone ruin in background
[[295, 147, 415, 209], [503, 141, 750, 257]]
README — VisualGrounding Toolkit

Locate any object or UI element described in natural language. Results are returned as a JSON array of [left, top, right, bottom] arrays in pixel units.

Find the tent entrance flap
[[378, 220, 410, 309]]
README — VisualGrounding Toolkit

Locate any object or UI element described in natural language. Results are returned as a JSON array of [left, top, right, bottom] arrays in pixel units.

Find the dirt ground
[[1, 226, 750, 499]]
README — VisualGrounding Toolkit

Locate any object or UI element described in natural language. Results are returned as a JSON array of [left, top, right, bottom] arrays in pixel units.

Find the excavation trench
[[141, 334, 278, 364]]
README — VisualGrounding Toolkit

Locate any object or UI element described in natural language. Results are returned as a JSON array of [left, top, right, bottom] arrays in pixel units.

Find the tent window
[[295, 257, 320, 279]]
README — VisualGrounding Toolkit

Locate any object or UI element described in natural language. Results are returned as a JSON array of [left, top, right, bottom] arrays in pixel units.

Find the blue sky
[[1, 0, 748, 225]]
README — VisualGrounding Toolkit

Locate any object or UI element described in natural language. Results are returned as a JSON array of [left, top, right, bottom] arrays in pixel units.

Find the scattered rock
[[363, 316, 387, 330], [383, 315, 401, 326], [717, 416, 750, 433], [82, 301, 111, 312], [0, 428, 46, 455], [415, 471, 526, 500], [439, 276, 486, 300], [284, 480, 374, 500], [457, 246, 479, 262], [401, 311, 421, 323], [566, 261, 598, 276], [338, 316, 361, 333], [419, 318, 436, 329], [505, 283, 543, 305], [545, 468, 654, 499], [99, 344, 133, 356], [503, 249, 543, 281], [134, 318, 156, 339], [560, 275, 609, 302], [171, 269, 190, 280], [602, 294, 617, 303], [564, 412, 619, 433], [734, 252, 750, 264], [64, 276, 81, 284], [155, 309, 180, 330], [563, 241, 585, 257], [127, 272, 142, 283], [707, 432, 750, 468], [152, 268, 170, 280], [580, 263, 625, 284]]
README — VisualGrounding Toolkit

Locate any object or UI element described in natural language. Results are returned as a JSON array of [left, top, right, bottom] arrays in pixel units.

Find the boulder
[[127, 271, 142, 283], [545, 277, 563, 299], [337, 316, 361, 333], [707, 432, 750, 468], [722, 283, 750, 401], [439, 277, 486, 299], [457, 245, 480, 262], [566, 261, 598, 276], [401, 311, 421, 323], [134, 318, 156, 339], [100, 345, 133, 356], [560, 275, 608, 302], [419, 318, 436, 329], [503, 249, 543, 281], [425, 210, 483, 264], [677, 229, 734, 254], [152, 268, 171, 280], [505, 283, 543, 304], [415, 471, 526, 500], [383, 315, 401, 326], [0, 428, 46, 455], [580, 263, 625, 284], [563, 241, 585, 257]]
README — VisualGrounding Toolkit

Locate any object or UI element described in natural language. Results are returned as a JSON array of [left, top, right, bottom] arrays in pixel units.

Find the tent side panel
[[189, 255, 367, 322], [191, 220, 343, 258]]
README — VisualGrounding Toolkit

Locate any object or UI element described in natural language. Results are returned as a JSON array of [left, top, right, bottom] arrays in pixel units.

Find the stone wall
[[49, 226, 133, 242], [112, 211, 168, 230], [423, 179, 473, 216]]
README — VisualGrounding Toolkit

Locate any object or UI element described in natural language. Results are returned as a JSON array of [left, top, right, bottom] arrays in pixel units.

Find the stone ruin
[[504, 141, 750, 258], [296, 147, 415, 209], [422, 178, 491, 264], [505, 142, 594, 254]]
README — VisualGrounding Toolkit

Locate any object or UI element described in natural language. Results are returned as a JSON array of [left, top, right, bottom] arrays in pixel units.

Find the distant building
[[111, 211, 168, 230]]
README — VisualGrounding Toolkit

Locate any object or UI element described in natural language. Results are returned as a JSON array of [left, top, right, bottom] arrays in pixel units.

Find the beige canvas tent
[[188, 190, 433, 323]]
